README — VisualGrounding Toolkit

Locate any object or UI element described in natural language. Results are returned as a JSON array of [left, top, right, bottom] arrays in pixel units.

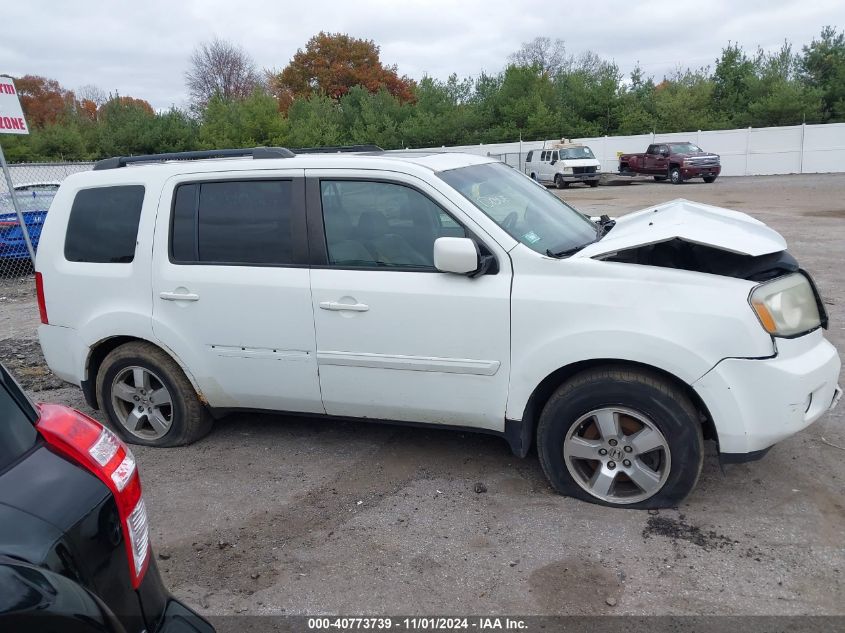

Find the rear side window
[[64, 186, 145, 263], [525, 151, 534, 162], [0, 369, 37, 471], [171, 180, 294, 265]]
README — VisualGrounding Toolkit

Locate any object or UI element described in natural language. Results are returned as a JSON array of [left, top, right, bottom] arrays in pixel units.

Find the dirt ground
[[1, 174, 843, 618]]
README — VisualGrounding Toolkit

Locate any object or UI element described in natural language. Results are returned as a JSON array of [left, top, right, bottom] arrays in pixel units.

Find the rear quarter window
[[64, 185, 145, 263], [0, 369, 37, 472]]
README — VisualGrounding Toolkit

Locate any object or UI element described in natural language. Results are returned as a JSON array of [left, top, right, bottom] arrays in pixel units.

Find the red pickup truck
[[619, 142, 721, 184]]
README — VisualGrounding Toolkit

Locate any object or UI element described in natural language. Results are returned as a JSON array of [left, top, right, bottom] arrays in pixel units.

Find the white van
[[524, 143, 601, 188], [35, 147, 841, 508]]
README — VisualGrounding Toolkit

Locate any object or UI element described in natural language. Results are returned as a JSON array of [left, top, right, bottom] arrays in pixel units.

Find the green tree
[[801, 26, 845, 121], [199, 90, 286, 148], [285, 94, 344, 147], [747, 43, 824, 126], [712, 43, 754, 124]]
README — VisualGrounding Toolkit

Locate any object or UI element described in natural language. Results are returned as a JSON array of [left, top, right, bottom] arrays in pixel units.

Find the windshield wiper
[[546, 242, 594, 258]]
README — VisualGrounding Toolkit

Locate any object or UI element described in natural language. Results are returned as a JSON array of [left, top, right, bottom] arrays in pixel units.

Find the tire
[[653, 175, 667, 182], [530, 172, 537, 181], [669, 166, 683, 184], [703, 176, 717, 183], [96, 341, 213, 447], [536, 366, 703, 509], [554, 174, 568, 189], [588, 180, 599, 188]]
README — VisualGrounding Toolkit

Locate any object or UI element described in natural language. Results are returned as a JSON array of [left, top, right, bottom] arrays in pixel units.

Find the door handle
[[160, 291, 200, 302], [319, 301, 369, 312]]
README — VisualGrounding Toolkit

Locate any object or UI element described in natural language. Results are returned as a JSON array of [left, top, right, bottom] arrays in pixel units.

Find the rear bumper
[[157, 600, 216, 633], [38, 324, 88, 386], [693, 329, 842, 454]]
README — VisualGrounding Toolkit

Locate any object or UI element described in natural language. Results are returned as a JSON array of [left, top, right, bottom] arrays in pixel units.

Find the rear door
[[306, 170, 511, 430], [151, 170, 323, 413]]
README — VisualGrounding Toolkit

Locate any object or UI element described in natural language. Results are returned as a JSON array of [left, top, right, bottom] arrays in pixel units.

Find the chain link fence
[[0, 162, 93, 282]]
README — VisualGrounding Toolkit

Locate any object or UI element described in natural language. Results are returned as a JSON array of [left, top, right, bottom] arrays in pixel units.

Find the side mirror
[[434, 237, 479, 275], [550, 159, 557, 165], [660, 149, 669, 156]]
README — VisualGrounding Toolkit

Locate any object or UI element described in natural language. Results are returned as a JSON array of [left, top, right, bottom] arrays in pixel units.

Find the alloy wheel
[[110, 366, 174, 440], [562, 407, 671, 504]]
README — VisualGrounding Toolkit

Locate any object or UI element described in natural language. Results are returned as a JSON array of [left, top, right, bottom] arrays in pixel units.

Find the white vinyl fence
[[417, 122, 845, 177], [3, 122, 845, 189]]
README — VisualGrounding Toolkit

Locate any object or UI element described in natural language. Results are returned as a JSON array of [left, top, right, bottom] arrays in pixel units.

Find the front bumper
[[560, 172, 600, 182], [693, 329, 842, 454], [681, 164, 721, 178]]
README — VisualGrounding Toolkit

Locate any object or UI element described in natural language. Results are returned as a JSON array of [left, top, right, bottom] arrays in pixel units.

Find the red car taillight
[[36, 404, 150, 588], [35, 272, 48, 324]]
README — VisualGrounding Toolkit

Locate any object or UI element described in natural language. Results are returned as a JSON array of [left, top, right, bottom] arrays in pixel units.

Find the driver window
[[320, 180, 466, 269]]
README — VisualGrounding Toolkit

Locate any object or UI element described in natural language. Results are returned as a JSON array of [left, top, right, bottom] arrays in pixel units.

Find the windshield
[[668, 143, 703, 154], [438, 162, 598, 256], [559, 147, 595, 159], [0, 192, 55, 213]]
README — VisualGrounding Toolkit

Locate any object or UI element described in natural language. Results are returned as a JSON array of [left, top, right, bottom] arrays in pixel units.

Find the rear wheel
[[669, 166, 683, 184], [536, 366, 703, 508], [703, 176, 717, 183], [96, 341, 213, 447]]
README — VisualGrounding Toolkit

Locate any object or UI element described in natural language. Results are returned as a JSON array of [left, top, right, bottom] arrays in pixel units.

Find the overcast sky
[[2, 0, 844, 111]]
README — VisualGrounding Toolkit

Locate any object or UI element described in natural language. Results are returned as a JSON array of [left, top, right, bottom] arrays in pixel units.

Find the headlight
[[563, 167, 573, 174], [595, 165, 602, 172], [749, 273, 821, 337]]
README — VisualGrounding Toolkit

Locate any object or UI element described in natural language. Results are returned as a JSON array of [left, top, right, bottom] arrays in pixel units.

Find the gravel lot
[[1, 174, 843, 619]]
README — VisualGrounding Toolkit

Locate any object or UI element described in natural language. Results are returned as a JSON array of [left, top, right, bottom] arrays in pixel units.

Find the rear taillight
[[35, 272, 48, 324], [36, 404, 150, 588]]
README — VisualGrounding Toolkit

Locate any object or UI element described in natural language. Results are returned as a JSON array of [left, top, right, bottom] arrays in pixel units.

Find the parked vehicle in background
[[619, 142, 721, 184], [0, 182, 59, 264], [524, 142, 601, 188], [0, 362, 213, 632], [35, 147, 841, 509]]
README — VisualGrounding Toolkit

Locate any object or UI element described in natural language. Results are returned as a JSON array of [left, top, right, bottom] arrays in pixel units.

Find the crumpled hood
[[574, 198, 787, 259]]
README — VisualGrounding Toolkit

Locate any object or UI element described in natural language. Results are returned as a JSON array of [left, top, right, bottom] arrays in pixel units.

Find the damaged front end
[[577, 199, 797, 281], [601, 237, 799, 282]]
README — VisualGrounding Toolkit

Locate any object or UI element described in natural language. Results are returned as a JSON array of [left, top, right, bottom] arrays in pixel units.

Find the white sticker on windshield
[[522, 231, 541, 244]]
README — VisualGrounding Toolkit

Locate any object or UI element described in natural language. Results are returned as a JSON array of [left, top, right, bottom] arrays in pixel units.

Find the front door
[[306, 172, 512, 431], [151, 171, 324, 413]]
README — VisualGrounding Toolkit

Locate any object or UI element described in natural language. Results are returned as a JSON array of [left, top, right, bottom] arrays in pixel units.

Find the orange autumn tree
[[14, 75, 76, 127], [270, 32, 415, 112]]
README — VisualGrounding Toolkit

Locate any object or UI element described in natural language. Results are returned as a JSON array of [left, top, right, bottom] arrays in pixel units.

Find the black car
[[0, 363, 214, 633]]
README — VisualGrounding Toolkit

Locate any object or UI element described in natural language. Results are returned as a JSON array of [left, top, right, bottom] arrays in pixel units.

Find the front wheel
[[703, 176, 717, 183], [669, 166, 683, 184], [536, 366, 703, 508], [96, 341, 213, 447], [554, 174, 569, 189]]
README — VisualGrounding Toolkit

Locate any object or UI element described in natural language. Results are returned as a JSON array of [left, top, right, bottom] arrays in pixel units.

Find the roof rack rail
[[291, 145, 383, 154], [92, 147, 295, 171]]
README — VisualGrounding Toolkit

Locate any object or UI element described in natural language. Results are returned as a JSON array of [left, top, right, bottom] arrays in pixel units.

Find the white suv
[[35, 147, 842, 508]]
